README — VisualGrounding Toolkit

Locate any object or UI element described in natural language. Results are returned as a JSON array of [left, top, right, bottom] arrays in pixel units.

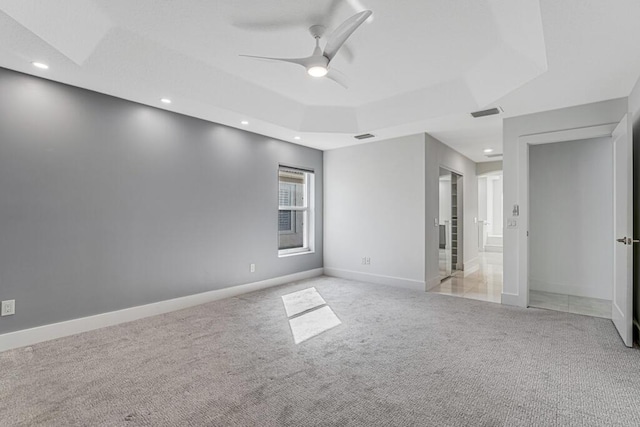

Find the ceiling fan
[[240, 10, 372, 88]]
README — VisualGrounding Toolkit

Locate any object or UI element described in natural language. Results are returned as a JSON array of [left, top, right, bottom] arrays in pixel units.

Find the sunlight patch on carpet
[[281, 287, 326, 317], [288, 305, 341, 344]]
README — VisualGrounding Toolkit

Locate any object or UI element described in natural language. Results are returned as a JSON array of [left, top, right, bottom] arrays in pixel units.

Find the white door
[[612, 114, 633, 347]]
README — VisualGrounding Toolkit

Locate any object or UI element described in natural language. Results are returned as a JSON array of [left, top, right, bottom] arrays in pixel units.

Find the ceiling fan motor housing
[[308, 25, 326, 39]]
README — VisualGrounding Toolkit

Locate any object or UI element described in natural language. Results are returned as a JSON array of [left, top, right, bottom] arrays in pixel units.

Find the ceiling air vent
[[485, 153, 503, 158], [354, 133, 375, 140], [471, 107, 503, 118]]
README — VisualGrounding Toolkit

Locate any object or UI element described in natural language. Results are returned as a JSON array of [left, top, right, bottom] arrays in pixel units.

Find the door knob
[[616, 237, 640, 245]]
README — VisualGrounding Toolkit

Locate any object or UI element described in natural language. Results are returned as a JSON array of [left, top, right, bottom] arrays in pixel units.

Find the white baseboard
[[324, 267, 426, 292], [426, 276, 441, 291], [462, 257, 479, 277], [501, 292, 524, 307], [0, 268, 324, 353]]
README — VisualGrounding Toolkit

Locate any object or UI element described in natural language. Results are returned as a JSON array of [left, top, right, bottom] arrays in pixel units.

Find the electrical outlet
[[1, 300, 15, 316], [250, 263, 256, 273], [366, 257, 371, 265]]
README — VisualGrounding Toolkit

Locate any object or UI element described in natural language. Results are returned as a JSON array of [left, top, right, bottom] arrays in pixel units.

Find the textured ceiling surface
[[1, 0, 640, 161]]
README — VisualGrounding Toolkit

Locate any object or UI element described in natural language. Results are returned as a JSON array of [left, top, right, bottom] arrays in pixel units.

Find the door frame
[[516, 122, 620, 308]]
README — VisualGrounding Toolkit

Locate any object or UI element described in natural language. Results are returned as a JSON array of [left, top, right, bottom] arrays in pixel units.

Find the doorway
[[477, 172, 503, 253], [438, 167, 462, 281], [528, 137, 613, 318], [476, 170, 504, 301], [431, 165, 502, 303], [519, 115, 634, 347]]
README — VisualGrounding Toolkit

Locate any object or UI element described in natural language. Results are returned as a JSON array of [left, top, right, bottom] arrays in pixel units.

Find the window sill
[[278, 249, 315, 258]]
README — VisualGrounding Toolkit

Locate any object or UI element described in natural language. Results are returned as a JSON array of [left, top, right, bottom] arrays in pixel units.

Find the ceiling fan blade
[[239, 55, 310, 68], [326, 69, 349, 89], [323, 10, 372, 62]]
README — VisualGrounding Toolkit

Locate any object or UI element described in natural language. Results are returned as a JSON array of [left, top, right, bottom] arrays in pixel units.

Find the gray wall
[[529, 137, 613, 300], [323, 134, 426, 290], [425, 133, 478, 286], [0, 68, 323, 334]]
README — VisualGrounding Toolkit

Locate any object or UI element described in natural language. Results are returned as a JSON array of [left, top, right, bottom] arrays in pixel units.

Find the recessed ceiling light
[[241, 120, 249, 125], [32, 62, 49, 70], [294, 136, 301, 140], [160, 98, 172, 104], [483, 148, 494, 153]]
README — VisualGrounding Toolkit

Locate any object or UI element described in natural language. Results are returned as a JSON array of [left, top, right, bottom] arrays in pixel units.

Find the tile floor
[[429, 251, 503, 303], [430, 253, 612, 319], [529, 290, 611, 319]]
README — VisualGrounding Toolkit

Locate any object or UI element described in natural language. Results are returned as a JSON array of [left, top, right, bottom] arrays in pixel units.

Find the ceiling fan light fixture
[[239, 10, 371, 86], [307, 66, 328, 77]]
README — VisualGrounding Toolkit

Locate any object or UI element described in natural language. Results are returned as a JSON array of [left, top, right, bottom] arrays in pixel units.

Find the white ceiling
[[1, 0, 639, 162]]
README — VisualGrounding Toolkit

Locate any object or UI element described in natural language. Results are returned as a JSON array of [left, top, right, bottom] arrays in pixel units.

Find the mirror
[[439, 168, 452, 280]]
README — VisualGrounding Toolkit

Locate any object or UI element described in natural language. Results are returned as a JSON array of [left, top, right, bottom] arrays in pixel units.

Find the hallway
[[429, 252, 503, 303]]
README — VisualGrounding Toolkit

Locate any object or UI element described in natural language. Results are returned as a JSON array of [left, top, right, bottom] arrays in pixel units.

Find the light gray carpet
[[2, 276, 640, 426]]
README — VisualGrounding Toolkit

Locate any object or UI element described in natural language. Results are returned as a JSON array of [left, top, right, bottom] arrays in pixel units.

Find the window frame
[[278, 166, 315, 257]]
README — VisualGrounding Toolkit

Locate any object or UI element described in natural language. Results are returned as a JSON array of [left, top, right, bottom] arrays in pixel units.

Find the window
[[278, 183, 295, 233], [278, 166, 314, 256]]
